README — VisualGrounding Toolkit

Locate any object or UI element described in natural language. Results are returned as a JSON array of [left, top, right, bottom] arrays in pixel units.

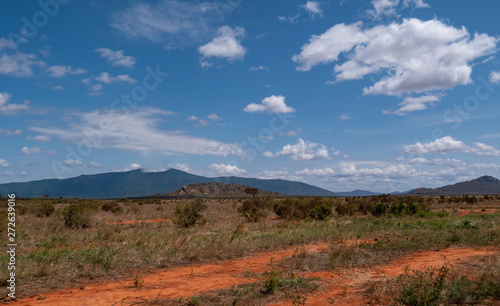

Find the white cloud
[[125, 163, 141, 171], [301, 1, 323, 18], [249, 65, 269, 72], [278, 14, 300, 23], [403, 136, 468, 154], [244, 95, 296, 114], [403, 0, 430, 8], [338, 162, 419, 179], [27, 135, 51, 142], [257, 169, 290, 179], [62, 159, 84, 168], [4, 171, 14, 177], [31, 107, 245, 157], [465, 142, 500, 156], [370, 0, 400, 17], [384, 95, 442, 115], [0, 38, 14, 50], [490, 71, 500, 83], [0, 92, 29, 113], [338, 113, 352, 120], [209, 163, 246, 176], [95, 48, 136, 68], [52, 85, 64, 91], [46, 65, 86, 78], [20, 146, 41, 155], [88, 161, 101, 168], [0, 159, 12, 167], [188, 114, 222, 126], [264, 138, 331, 161], [207, 114, 221, 120], [173, 163, 190, 172], [293, 19, 498, 97], [0, 52, 45, 77], [111, 1, 233, 42], [296, 167, 335, 176], [198, 26, 246, 62], [95, 72, 137, 84], [0, 129, 22, 136]]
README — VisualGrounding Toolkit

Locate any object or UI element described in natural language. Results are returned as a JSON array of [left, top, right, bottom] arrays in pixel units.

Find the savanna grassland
[[1, 194, 499, 305]]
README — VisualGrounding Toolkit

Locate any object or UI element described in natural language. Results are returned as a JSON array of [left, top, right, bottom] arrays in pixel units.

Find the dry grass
[[0, 196, 499, 301]]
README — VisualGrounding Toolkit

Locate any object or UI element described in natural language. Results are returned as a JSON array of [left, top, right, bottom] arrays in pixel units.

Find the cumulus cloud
[[490, 71, 500, 83], [30, 107, 244, 157], [173, 163, 190, 172], [293, 19, 498, 97], [0, 159, 12, 167], [188, 114, 222, 126], [62, 159, 84, 168], [465, 142, 500, 156], [0, 92, 29, 113], [257, 169, 290, 179], [264, 138, 331, 161], [0, 52, 45, 77], [88, 161, 101, 168], [95, 48, 136, 68], [209, 163, 246, 175], [20, 146, 41, 155], [301, 1, 323, 18], [95, 72, 136, 84], [125, 163, 141, 171], [403, 136, 468, 154], [46, 65, 86, 78], [198, 26, 246, 63], [384, 95, 442, 115], [244, 95, 296, 114], [370, 0, 399, 17], [296, 167, 335, 176]]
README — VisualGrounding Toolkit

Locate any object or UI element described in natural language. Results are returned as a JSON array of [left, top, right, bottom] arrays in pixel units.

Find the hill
[[0, 169, 337, 198], [336, 189, 380, 197], [168, 182, 282, 198], [407, 175, 500, 195]]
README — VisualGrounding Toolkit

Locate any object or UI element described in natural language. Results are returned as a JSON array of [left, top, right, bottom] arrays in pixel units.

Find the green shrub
[[309, 204, 332, 220], [274, 197, 333, 220], [33, 202, 56, 217], [173, 202, 204, 228], [238, 196, 272, 222], [263, 268, 278, 294], [63, 204, 94, 228], [101, 202, 122, 214], [372, 203, 389, 217], [335, 203, 357, 216]]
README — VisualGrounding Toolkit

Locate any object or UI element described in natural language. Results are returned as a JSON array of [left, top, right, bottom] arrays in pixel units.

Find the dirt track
[[13, 241, 497, 306]]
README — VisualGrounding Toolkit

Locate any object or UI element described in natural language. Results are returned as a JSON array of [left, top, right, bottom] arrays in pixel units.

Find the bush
[[335, 203, 357, 216], [238, 196, 272, 222], [63, 204, 94, 228], [33, 202, 56, 217], [173, 202, 205, 228], [101, 202, 122, 214], [309, 204, 332, 220], [273, 197, 333, 220]]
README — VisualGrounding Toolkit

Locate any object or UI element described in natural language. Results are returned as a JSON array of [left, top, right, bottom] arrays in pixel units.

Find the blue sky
[[1, 0, 500, 193]]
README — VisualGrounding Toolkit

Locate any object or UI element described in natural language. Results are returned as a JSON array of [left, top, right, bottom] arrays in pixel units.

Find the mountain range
[[0, 169, 336, 198], [0, 169, 498, 198], [407, 175, 500, 195]]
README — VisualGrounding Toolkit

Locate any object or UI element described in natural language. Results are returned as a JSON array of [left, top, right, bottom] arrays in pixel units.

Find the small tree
[[63, 204, 94, 228], [244, 187, 260, 197]]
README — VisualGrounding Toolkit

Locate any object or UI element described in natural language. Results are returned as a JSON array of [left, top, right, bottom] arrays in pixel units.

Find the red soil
[[273, 246, 498, 305], [456, 208, 498, 216], [14, 244, 328, 306], [13, 243, 497, 306]]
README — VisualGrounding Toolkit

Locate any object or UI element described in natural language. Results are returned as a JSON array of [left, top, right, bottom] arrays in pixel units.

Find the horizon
[[1, 167, 498, 194], [1, 1, 500, 193]]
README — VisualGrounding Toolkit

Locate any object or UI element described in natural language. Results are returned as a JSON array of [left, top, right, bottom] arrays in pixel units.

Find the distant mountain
[[336, 190, 380, 197], [406, 175, 500, 195], [0, 169, 337, 198], [168, 182, 282, 198]]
